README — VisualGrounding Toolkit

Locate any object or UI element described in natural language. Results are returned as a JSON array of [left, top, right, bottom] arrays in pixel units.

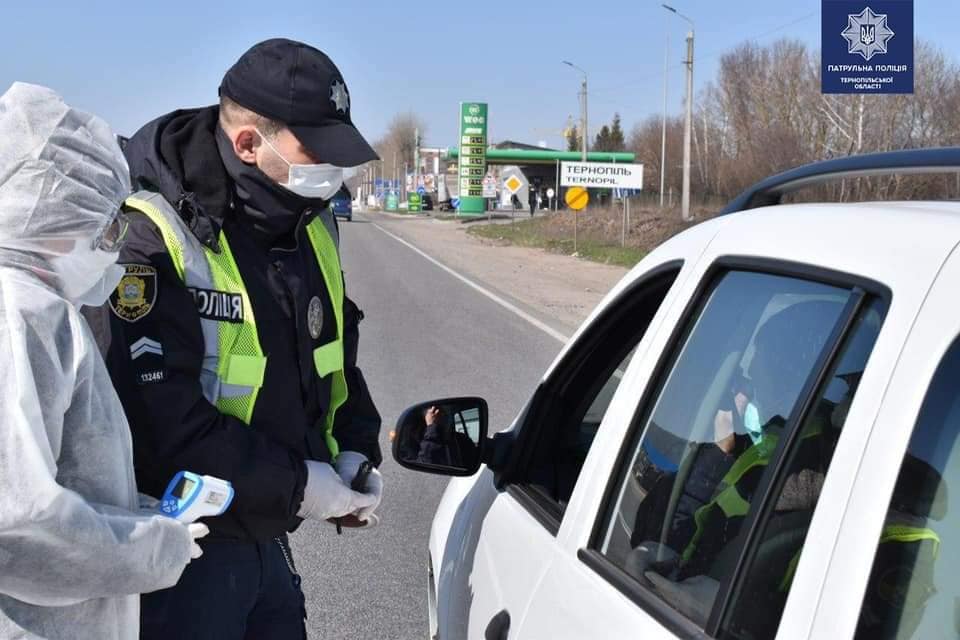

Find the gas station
[[367, 102, 639, 216]]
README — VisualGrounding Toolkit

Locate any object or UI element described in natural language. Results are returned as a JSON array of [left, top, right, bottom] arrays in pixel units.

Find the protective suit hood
[[0, 83, 130, 302]]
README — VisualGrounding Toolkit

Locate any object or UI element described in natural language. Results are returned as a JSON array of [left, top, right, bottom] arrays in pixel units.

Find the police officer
[[103, 39, 384, 639]]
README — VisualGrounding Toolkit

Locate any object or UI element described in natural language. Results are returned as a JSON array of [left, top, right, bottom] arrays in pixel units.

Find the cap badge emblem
[[330, 80, 350, 114]]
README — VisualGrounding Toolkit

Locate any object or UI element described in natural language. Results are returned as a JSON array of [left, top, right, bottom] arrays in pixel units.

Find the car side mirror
[[391, 397, 487, 476]]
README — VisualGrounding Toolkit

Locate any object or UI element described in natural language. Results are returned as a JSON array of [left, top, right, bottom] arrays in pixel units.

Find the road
[[290, 211, 570, 639]]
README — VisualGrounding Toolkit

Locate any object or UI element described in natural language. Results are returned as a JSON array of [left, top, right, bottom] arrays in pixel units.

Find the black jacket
[[103, 106, 381, 542]]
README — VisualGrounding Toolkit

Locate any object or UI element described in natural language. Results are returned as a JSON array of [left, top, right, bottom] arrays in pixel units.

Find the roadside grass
[[467, 216, 646, 268], [465, 204, 719, 268]]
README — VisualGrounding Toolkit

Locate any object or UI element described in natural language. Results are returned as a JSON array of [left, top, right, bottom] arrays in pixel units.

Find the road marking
[[370, 221, 570, 344]]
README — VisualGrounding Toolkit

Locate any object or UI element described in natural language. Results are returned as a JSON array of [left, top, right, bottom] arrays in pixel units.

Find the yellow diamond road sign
[[504, 175, 523, 194]]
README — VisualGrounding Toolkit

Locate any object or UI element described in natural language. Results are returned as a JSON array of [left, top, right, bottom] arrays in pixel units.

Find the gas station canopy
[[445, 148, 635, 166]]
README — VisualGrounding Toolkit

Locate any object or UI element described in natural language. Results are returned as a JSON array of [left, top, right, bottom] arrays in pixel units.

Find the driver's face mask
[[255, 128, 345, 200], [744, 401, 763, 445]]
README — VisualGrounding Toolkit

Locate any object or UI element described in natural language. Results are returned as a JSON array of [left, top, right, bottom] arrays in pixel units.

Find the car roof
[[627, 200, 960, 300]]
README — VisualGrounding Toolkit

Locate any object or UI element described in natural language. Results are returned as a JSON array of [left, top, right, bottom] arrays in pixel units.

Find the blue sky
[[1, 1, 956, 151]]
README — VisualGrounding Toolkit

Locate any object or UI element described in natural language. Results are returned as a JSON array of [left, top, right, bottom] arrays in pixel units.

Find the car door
[[438, 257, 690, 640], [808, 246, 960, 639], [516, 259, 891, 639]]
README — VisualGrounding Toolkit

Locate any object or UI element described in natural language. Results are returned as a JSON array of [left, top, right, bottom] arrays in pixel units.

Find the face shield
[[0, 82, 131, 304]]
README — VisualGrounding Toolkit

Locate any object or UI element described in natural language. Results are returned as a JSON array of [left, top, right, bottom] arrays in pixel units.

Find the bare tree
[[689, 37, 960, 203], [372, 112, 428, 182]]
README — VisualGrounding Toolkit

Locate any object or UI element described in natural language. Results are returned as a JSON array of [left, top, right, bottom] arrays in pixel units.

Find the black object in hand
[[351, 461, 374, 492], [335, 461, 375, 535]]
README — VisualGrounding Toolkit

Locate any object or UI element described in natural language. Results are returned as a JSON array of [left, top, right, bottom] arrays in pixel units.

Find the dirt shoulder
[[362, 211, 629, 334]]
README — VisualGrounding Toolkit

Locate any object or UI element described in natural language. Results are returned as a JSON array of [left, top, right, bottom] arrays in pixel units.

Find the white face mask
[[257, 128, 345, 200], [76, 263, 125, 308], [49, 247, 121, 307]]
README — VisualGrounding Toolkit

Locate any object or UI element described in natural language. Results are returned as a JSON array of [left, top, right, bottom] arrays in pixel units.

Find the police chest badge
[[109, 264, 157, 322], [308, 296, 324, 339]]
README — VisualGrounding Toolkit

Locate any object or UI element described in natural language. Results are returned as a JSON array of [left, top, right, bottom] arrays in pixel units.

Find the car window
[[453, 406, 481, 442], [519, 266, 681, 519], [854, 336, 960, 640], [720, 299, 885, 638], [597, 270, 859, 627]]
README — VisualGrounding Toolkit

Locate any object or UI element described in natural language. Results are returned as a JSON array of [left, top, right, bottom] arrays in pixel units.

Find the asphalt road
[[290, 211, 568, 639]]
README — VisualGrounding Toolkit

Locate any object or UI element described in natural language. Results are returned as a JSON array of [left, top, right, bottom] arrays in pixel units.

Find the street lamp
[[562, 60, 588, 162], [662, 3, 695, 221]]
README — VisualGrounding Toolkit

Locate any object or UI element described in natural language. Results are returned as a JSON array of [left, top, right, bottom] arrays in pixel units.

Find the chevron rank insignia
[[130, 337, 163, 360], [110, 264, 157, 322], [129, 336, 166, 385]]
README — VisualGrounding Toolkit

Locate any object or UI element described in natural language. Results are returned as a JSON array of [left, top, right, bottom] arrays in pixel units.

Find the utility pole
[[563, 61, 588, 162], [581, 75, 588, 162], [660, 31, 669, 208], [663, 4, 694, 221], [413, 128, 420, 197], [682, 29, 694, 221], [563, 60, 588, 254]]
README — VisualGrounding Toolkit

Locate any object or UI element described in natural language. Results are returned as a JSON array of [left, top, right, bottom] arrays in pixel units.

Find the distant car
[[393, 147, 960, 640], [330, 187, 352, 221], [439, 198, 455, 212], [421, 194, 434, 211]]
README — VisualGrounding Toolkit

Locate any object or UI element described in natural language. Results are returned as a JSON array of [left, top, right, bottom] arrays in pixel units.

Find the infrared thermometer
[[158, 471, 234, 523]]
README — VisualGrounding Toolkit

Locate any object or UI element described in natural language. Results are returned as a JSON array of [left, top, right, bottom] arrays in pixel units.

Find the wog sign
[[822, 0, 913, 94]]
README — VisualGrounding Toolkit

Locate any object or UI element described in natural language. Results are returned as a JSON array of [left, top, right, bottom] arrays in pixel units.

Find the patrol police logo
[[330, 80, 350, 114], [109, 264, 157, 322], [308, 296, 324, 339], [842, 7, 895, 62]]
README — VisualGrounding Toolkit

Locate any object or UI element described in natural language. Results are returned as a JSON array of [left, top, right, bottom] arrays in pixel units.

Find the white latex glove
[[187, 523, 209, 560], [298, 460, 377, 521], [334, 451, 384, 522]]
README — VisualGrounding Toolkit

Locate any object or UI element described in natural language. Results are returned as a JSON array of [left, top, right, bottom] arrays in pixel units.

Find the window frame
[[582, 256, 891, 638], [498, 260, 685, 536]]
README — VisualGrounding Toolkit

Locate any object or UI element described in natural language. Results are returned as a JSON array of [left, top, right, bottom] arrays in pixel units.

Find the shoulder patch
[[109, 264, 157, 322]]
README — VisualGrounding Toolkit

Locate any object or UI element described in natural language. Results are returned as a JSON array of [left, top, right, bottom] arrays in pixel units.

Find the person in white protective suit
[[0, 82, 209, 640]]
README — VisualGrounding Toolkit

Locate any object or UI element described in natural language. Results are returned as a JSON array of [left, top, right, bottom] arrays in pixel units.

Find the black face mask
[[215, 126, 330, 243]]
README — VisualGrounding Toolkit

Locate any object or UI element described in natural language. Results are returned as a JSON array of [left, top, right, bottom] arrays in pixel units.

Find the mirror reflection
[[394, 399, 484, 473]]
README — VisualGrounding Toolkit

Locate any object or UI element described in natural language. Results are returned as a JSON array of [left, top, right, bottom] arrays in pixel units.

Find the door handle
[[485, 609, 510, 640]]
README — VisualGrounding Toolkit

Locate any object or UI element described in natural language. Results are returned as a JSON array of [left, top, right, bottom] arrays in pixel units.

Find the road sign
[[417, 186, 426, 196], [546, 188, 555, 199], [450, 197, 461, 209], [385, 191, 399, 212], [561, 161, 644, 190], [457, 102, 488, 215], [565, 186, 589, 211], [482, 175, 497, 198], [504, 174, 523, 195], [408, 192, 422, 213]]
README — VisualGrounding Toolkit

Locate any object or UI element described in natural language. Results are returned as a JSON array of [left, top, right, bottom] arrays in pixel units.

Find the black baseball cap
[[219, 38, 379, 167]]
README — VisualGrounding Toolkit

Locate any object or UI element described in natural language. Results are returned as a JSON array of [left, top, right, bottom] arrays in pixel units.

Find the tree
[[594, 125, 612, 151], [593, 114, 626, 152], [609, 113, 626, 151], [566, 124, 580, 152], [372, 112, 428, 183]]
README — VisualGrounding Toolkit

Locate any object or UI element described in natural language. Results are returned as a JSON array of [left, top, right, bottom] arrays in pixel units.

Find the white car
[[393, 148, 960, 640]]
